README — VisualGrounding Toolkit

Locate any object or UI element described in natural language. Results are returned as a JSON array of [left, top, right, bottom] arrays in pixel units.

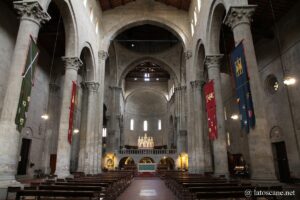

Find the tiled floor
[[117, 177, 177, 200]]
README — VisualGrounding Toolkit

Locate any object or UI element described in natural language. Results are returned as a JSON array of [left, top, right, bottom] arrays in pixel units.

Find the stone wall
[[124, 88, 168, 146], [254, 1, 300, 178]]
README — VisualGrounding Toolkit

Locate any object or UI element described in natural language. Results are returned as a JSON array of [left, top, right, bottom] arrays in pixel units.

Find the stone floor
[[117, 177, 176, 200]]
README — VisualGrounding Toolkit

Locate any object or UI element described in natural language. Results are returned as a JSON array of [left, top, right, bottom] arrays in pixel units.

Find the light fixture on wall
[[269, 0, 297, 87], [283, 76, 296, 86], [230, 114, 239, 120], [73, 129, 79, 134], [41, 114, 49, 120]]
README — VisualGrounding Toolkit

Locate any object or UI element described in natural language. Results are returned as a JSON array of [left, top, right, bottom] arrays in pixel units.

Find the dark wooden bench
[[16, 190, 98, 200], [5, 186, 21, 200]]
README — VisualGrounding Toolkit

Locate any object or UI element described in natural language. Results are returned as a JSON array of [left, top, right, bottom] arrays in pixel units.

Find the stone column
[[83, 82, 99, 175], [224, 6, 277, 181], [55, 57, 82, 178], [108, 86, 122, 153], [43, 83, 60, 174], [187, 82, 196, 173], [96, 50, 108, 173], [0, 1, 50, 185], [191, 80, 206, 174], [77, 84, 88, 172], [205, 55, 229, 177], [175, 86, 187, 154]]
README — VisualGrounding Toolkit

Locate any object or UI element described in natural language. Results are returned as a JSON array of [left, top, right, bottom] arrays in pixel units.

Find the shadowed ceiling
[[99, 0, 191, 11]]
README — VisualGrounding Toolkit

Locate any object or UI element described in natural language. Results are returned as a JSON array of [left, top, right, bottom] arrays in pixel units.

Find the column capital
[[204, 54, 224, 70], [184, 50, 193, 60], [224, 6, 257, 29], [190, 80, 205, 89], [98, 50, 109, 61], [62, 57, 83, 71], [175, 86, 187, 92], [14, 0, 51, 25], [83, 81, 100, 92]]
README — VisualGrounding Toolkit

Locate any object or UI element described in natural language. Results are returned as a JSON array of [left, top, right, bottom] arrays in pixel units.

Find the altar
[[138, 133, 154, 149]]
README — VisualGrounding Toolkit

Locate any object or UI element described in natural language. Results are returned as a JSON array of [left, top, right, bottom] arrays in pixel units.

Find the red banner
[[68, 81, 77, 144], [204, 80, 218, 140]]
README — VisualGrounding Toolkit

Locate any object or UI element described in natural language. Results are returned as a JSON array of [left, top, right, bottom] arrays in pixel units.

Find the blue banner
[[230, 42, 255, 133]]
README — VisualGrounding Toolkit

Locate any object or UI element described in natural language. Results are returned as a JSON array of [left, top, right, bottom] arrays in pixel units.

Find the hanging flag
[[204, 80, 217, 140], [15, 37, 39, 132], [230, 42, 255, 133], [68, 81, 77, 144]]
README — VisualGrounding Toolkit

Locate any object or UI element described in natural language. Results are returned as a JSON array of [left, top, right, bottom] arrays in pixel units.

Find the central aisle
[[117, 177, 177, 200]]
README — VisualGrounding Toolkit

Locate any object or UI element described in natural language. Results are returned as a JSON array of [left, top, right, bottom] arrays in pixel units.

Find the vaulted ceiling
[[126, 62, 170, 82], [99, 0, 191, 11]]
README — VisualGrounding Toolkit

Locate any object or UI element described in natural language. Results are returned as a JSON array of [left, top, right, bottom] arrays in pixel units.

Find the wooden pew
[[16, 190, 98, 200]]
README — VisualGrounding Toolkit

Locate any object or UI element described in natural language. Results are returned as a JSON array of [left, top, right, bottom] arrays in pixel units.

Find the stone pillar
[[224, 6, 277, 181], [96, 50, 108, 173], [191, 80, 206, 174], [175, 86, 187, 154], [55, 57, 82, 178], [205, 55, 229, 177], [77, 85, 88, 172], [0, 1, 50, 185], [187, 82, 196, 173], [108, 86, 122, 153], [83, 82, 99, 175]]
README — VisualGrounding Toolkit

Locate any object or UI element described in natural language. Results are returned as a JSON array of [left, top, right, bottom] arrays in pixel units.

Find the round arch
[[206, 0, 227, 54], [193, 40, 206, 80], [51, 0, 78, 57], [118, 57, 179, 87], [139, 157, 155, 163], [79, 44, 96, 81], [103, 18, 188, 51], [119, 157, 136, 169], [158, 157, 175, 170], [125, 87, 168, 102]]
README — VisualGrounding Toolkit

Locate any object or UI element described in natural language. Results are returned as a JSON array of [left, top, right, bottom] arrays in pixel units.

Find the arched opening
[[15, 1, 68, 176], [158, 157, 175, 170], [139, 157, 155, 163], [119, 157, 136, 171]]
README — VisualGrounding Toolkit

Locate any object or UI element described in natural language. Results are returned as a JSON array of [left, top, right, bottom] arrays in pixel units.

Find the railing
[[119, 149, 177, 155]]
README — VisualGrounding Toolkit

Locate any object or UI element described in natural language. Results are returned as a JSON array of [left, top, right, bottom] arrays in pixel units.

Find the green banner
[[15, 37, 39, 132]]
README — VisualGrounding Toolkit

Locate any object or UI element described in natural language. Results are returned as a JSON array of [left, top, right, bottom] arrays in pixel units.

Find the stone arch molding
[[125, 87, 168, 103], [117, 155, 178, 165], [79, 42, 97, 82], [206, 0, 249, 54], [118, 57, 179, 87], [193, 39, 206, 79], [103, 17, 189, 51], [46, 0, 78, 57]]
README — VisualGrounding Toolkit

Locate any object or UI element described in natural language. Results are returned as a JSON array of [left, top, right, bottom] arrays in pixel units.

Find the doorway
[[273, 142, 291, 182], [17, 138, 31, 175]]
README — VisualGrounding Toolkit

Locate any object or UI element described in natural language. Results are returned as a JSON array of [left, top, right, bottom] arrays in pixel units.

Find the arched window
[[130, 119, 134, 131], [191, 20, 194, 36], [96, 21, 99, 34], [158, 120, 162, 131], [90, 8, 94, 22], [102, 128, 107, 137], [197, 0, 202, 12], [143, 120, 148, 131]]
